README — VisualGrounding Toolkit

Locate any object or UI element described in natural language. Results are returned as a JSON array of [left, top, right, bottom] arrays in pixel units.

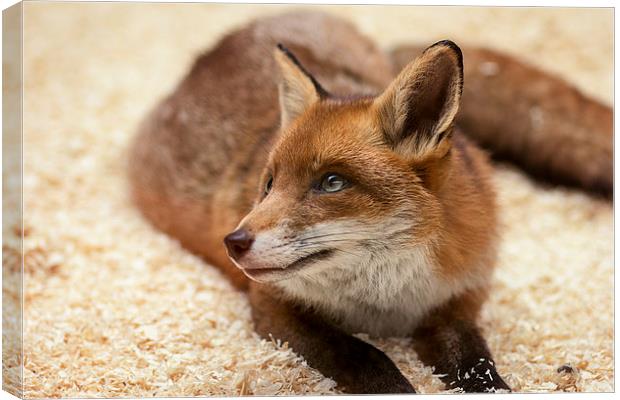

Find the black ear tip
[[274, 42, 330, 99], [276, 42, 299, 64], [276, 43, 296, 61], [429, 40, 462, 56], [276, 43, 291, 56], [428, 39, 463, 70], [429, 39, 460, 50]]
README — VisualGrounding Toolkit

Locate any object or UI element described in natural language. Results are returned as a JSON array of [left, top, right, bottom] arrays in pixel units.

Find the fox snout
[[224, 228, 255, 260]]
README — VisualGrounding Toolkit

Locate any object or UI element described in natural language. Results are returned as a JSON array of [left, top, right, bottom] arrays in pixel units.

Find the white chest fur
[[277, 246, 471, 337]]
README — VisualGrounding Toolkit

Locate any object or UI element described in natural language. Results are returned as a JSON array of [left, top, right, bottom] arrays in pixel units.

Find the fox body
[[129, 12, 612, 394]]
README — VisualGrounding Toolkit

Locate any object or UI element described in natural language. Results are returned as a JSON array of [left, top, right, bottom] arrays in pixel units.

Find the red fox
[[128, 12, 612, 394]]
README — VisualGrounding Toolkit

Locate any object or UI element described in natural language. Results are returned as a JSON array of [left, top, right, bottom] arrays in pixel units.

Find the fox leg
[[249, 284, 416, 394], [412, 291, 510, 393]]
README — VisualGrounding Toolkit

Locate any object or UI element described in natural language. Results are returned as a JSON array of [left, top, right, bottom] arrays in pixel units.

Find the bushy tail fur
[[391, 45, 613, 197]]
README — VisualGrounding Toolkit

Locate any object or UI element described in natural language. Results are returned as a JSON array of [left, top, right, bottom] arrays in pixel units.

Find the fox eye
[[318, 173, 348, 193], [264, 175, 273, 196]]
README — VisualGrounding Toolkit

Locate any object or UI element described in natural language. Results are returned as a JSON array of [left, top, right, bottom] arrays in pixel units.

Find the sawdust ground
[[2, 2, 613, 397]]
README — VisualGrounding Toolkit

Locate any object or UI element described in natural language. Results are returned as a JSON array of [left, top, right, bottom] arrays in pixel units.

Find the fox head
[[224, 41, 463, 284]]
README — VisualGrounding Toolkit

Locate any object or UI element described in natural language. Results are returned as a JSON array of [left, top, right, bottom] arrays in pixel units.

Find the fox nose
[[224, 229, 255, 260]]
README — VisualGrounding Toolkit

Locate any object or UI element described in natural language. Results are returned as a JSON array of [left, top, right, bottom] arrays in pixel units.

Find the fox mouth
[[241, 249, 335, 280]]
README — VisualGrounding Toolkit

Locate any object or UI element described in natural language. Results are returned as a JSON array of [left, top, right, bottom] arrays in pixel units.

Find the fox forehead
[[270, 99, 386, 173]]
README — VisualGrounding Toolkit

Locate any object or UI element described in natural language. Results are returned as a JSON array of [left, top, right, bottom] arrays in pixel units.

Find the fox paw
[[449, 358, 511, 393]]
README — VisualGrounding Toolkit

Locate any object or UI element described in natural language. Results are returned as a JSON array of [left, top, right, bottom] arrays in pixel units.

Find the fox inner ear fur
[[374, 40, 463, 162], [274, 44, 328, 128]]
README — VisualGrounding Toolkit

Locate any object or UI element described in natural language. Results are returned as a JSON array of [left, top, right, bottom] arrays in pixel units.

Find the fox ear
[[373, 40, 463, 160], [274, 44, 328, 128]]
